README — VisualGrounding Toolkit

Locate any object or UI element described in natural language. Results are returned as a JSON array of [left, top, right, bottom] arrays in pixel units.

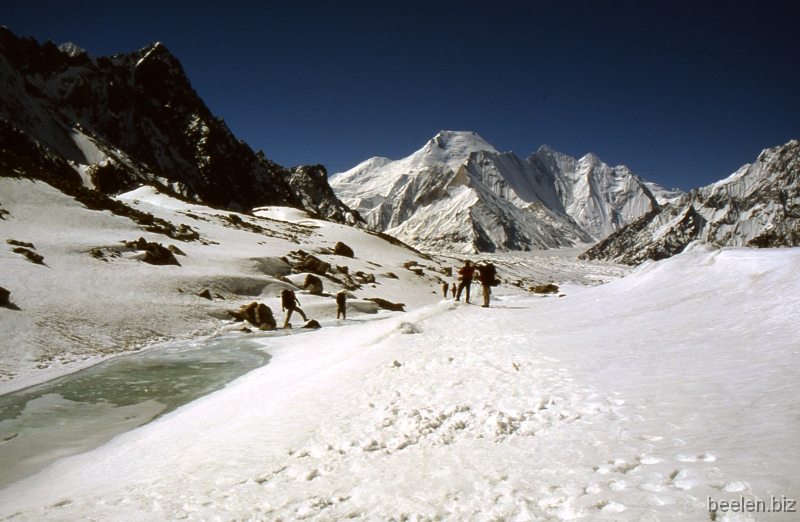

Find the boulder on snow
[[300, 255, 330, 275], [234, 302, 276, 329], [0, 286, 9, 306], [168, 244, 186, 256], [125, 237, 180, 266], [12, 247, 45, 265], [333, 241, 354, 258], [302, 319, 322, 329], [533, 284, 559, 294], [304, 274, 324, 295], [383, 272, 398, 279], [198, 289, 213, 300], [364, 297, 405, 312]]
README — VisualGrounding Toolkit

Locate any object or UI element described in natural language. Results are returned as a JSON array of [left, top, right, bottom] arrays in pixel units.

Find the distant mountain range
[[0, 27, 356, 222], [331, 130, 682, 253], [581, 139, 800, 264]]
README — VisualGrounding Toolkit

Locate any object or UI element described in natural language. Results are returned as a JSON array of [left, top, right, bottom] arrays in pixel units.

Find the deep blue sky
[[5, 1, 799, 191]]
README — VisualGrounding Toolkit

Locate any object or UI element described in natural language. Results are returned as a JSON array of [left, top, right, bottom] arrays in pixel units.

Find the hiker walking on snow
[[456, 260, 474, 303], [336, 291, 347, 320], [441, 281, 449, 298], [451, 282, 456, 298], [281, 289, 307, 327], [477, 262, 498, 308]]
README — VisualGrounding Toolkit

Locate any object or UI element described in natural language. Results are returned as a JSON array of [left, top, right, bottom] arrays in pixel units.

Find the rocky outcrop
[[230, 302, 276, 330], [0, 27, 358, 222], [125, 237, 180, 266], [0, 286, 9, 306], [581, 140, 800, 265], [364, 297, 405, 312], [333, 241, 354, 258], [533, 284, 559, 294], [303, 274, 324, 295], [299, 255, 330, 276]]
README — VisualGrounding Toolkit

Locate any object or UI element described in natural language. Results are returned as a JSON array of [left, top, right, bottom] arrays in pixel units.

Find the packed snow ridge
[[331, 131, 682, 253]]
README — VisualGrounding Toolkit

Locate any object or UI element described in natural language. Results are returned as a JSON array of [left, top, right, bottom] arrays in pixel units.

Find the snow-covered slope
[[581, 139, 800, 264], [0, 27, 355, 221], [1, 245, 797, 520], [0, 177, 441, 395], [331, 131, 679, 252]]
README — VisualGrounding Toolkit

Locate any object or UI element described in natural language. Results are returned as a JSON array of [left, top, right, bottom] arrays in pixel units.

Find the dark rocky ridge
[[581, 140, 800, 265], [0, 27, 359, 222]]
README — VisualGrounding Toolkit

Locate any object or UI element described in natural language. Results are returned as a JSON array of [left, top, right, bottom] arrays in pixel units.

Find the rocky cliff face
[[581, 140, 800, 265], [0, 27, 356, 222]]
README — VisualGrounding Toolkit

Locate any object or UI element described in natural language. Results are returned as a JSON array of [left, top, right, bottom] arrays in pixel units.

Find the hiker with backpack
[[456, 260, 475, 303], [336, 291, 347, 320], [281, 288, 307, 327], [477, 262, 498, 308]]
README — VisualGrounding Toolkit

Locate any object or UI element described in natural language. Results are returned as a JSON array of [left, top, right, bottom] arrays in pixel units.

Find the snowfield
[[1, 237, 797, 520]]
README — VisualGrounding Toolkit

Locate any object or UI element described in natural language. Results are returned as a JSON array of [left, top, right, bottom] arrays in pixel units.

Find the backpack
[[484, 263, 499, 286], [281, 289, 294, 308]]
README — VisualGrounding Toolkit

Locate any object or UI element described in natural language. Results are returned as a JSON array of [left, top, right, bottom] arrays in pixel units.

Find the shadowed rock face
[[581, 140, 800, 265], [0, 27, 358, 222]]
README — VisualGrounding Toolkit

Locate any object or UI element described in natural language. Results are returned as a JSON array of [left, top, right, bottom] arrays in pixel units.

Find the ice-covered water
[[0, 334, 271, 488]]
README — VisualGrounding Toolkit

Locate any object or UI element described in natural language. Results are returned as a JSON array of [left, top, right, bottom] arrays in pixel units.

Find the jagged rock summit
[[581, 139, 800, 265], [0, 27, 356, 222], [331, 130, 680, 253]]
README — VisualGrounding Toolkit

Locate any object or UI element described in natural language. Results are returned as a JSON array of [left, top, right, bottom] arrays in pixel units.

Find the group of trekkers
[[441, 260, 498, 308], [281, 259, 497, 329], [279, 288, 348, 328]]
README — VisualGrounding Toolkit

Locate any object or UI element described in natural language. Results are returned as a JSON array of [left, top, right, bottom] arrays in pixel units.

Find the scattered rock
[[12, 247, 44, 265], [409, 268, 424, 276], [403, 260, 418, 268], [557, 292, 566, 297], [89, 248, 107, 261], [335, 264, 349, 274], [0, 287, 9, 306], [198, 289, 212, 300], [125, 237, 180, 266], [304, 274, 324, 295], [300, 255, 330, 275], [383, 272, 398, 279], [6, 239, 34, 249], [235, 302, 277, 329], [442, 267, 453, 276], [214, 293, 225, 300], [333, 241, 354, 258], [365, 273, 376, 283], [168, 244, 186, 256], [302, 319, 322, 329], [392, 360, 402, 367], [241, 327, 252, 333], [364, 297, 405, 312], [533, 284, 559, 294]]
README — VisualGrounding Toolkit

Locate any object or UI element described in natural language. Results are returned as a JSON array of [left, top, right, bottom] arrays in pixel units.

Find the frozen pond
[[0, 334, 271, 488]]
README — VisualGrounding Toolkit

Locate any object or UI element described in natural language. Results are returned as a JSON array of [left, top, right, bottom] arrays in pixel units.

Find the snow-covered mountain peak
[[412, 130, 497, 171], [58, 42, 88, 57]]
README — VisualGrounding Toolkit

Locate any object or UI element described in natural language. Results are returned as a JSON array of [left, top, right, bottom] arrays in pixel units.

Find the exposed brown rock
[[333, 241, 354, 258], [533, 284, 559, 294], [304, 274, 324, 295], [0, 286, 9, 306], [363, 297, 405, 312]]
